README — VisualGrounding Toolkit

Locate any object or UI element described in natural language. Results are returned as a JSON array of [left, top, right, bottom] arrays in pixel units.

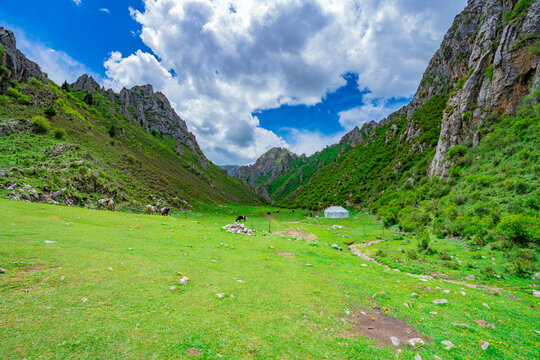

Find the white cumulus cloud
[[104, 0, 466, 165]]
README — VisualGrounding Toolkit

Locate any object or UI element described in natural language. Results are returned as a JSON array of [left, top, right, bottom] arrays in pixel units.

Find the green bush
[[44, 105, 57, 118], [6, 87, 31, 104], [32, 116, 51, 134], [498, 214, 539, 244], [53, 128, 67, 140], [447, 145, 468, 159]]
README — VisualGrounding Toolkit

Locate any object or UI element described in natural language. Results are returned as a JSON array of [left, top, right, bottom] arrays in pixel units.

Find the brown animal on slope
[[97, 198, 115, 211], [146, 205, 157, 214], [160, 207, 172, 216]]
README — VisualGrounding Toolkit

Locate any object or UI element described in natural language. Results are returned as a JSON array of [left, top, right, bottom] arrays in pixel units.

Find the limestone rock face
[[233, 147, 298, 201], [73, 74, 101, 93], [429, 0, 539, 176], [71, 74, 208, 167], [0, 27, 47, 84]]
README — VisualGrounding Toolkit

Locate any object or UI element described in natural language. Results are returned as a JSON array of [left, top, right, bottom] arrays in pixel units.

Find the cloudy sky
[[0, 0, 466, 165]]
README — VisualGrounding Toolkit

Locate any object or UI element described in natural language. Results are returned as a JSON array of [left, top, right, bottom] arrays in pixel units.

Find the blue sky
[[0, 1, 147, 79], [0, 0, 467, 165]]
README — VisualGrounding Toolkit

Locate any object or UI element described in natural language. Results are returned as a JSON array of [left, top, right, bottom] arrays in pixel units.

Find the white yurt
[[324, 206, 349, 218]]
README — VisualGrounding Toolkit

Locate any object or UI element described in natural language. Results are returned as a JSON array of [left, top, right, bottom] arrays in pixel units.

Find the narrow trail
[[348, 242, 508, 294]]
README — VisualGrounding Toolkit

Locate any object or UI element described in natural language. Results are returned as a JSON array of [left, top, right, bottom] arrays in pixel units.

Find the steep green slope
[[281, 94, 450, 209], [0, 47, 263, 209], [267, 144, 341, 202]]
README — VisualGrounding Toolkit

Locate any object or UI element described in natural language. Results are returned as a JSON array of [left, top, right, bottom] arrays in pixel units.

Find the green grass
[[1, 199, 538, 359]]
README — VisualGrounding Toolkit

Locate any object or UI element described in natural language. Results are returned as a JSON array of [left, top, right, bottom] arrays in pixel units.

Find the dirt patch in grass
[[275, 227, 317, 240], [277, 251, 294, 258], [340, 308, 429, 347], [475, 319, 497, 328], [187, 348, 203, 355]]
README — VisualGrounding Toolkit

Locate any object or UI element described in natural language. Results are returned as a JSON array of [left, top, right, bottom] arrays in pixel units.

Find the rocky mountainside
[[72, 75, 208, 167], [229, 147, 298, 201], [282, 0, 538, 209], [0, 27, 263, 209], [224, 123, 369, 202], [0, 28, 46, 84]]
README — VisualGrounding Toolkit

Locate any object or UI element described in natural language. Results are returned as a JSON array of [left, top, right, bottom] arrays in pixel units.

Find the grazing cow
[[398, 225, 403, 232], [273, 210, 280, 213], [160, 207, 172, 216], [292, 209, 295, 213], [146, 205, 157, 214], [235, 215, 247, 222], [98, 198, 115, 211], [266, 212, 271, 215]]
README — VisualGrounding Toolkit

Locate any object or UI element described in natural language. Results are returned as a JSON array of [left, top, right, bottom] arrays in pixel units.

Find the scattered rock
[[108, 267, 114, 271], [419, 279, 428, 282], [443, 290, 450, 294], [481, 341, 490, 350], [390, 336, 400, 346], [433, 299, 448, 305], [411, 293, 418, 297], [408, 338, 425, 347], [533, 290, 540, 298], [451, 322, 469, 328], [180, 276, 189, 285], [482, 303, 490, 309], [170, 286, 178, 291], [0, 268, 5, 273], [60, 276, 65, 280], [222, 223, 252, 235], [461, 291, 466, 296], [332, 225, 344, 229], [414, 355, 422, 360], [345, 309, 351, 316], [441, 340, 455, 349], [305, 263, 312, 266], [216, 293, 224, 298], [430, 311, 437, 315], [44, 241, 57, 244], [338, 342, 349, 347], [360, 264, 368, 267], [533, 273, 540, 279], [220, 243, 228, 247], [81, 297, 88, 303], [229, 294, 235, 299], [331, 243, 343, 251]]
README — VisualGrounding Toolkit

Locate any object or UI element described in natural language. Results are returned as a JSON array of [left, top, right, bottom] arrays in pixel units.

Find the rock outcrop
[[0, 27, 47, 84], [72, 74, 101, 92], [72, 75, 208, 167], [233, 147, 298, 201], [429, 0, 539, 176]]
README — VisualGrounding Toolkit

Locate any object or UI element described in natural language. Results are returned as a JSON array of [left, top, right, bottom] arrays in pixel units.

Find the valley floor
[[0, 200, 538, 359]]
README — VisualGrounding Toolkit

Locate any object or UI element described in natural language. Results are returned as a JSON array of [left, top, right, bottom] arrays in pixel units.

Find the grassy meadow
[[0, 199, 538, 359]]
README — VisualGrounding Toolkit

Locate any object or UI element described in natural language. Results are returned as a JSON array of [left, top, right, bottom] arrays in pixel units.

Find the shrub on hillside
[[44, 105, 57, 118], [6, 87, 31, 104], [32, 116, 51, 134], [53, 128, 66, 140], [498, 214, 539, 245]]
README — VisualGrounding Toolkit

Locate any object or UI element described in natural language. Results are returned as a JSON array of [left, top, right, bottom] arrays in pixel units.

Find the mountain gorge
[[227, 0, 539, 247], [0, 27, 264, 209]]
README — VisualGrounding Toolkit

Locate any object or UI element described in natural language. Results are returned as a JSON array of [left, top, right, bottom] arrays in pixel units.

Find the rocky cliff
[[71, 75, 208, 167], [231, 147, 298, 201], [336, 0, 539, 177], [429, 0, 539, 176], [0, 28, 47, 84]]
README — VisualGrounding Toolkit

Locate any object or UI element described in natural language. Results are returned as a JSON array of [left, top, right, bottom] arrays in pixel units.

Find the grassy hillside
[[0, 77, 264, 209], [266, 145, 341, 201], [282, 88, 539, 277], [1, 199, 538, 359]]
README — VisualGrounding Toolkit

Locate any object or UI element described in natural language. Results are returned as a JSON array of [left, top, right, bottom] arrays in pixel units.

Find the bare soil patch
[[341, 308, 429, 347], [277, 251, 294, 258], [187, 348, 203, 355], [275, 227, 317, 240]]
